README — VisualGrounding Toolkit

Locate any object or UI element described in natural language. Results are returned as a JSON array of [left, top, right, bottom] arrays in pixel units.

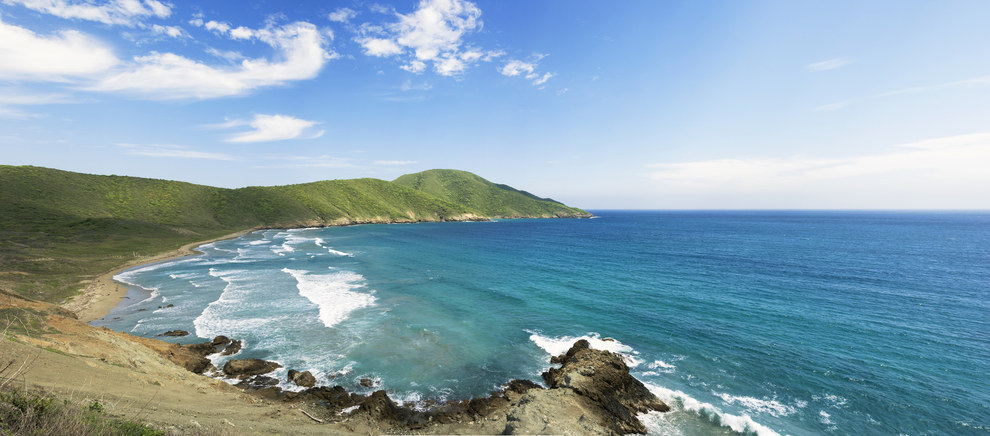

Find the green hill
[[0, 165, 588, 302], [394, 169, 591, 218]]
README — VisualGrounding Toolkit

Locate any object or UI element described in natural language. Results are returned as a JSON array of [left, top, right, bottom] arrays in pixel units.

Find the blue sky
[[2, 0, 989, 209]]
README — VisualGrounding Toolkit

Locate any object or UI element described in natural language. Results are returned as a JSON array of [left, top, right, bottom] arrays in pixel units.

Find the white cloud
[[0, 18, 118, 81], [228, 26, 255, 40], [807, 57, 852, 72], [400, 60, 426, 74], [119, 144, 237, 160], [374, 160, 418, 165], [91, 22, 332, 99], [500, 59, 534, 77], [0, 88, 74, 118], [358, 37, 402, 56], [328, 7, 358, 23], [434, 55, 465, 76], [204, 20, 231, 34], [151, 24, 185, 38], [644, 132, 990, 208], [205, 47, 245, 63], [501, 56, 554, 86], [2, 0, 171, 26], [531, 72, 553, 86], [355, 0, 493, 76], [221, 114, 324, 143]]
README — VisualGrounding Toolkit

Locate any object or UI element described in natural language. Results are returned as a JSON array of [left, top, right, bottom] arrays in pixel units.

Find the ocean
[[93, 211, 990, 435]]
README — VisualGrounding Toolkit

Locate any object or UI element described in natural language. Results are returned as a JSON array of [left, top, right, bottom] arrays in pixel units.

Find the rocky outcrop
[[287, 369, 316, 388], [223, 358, 282, 379], [156, 335, 667, 435], [541, 339, 669, 434]]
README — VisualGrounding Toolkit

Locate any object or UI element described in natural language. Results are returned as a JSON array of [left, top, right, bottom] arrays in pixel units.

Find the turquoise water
[[94, 211, 990, 435]]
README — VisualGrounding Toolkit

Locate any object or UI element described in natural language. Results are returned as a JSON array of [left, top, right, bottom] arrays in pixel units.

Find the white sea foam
[[527, 331, 643, 367], [314, 238, 324, 247], [644, 382, 782, 436], [642, 359, 677, 376], [813, 393, 848, 408], [248, 240, 269, 246], [282, 268, 376, 328], [193, 269, 272, 338], [112, 272, 161, 304], [639, 410, 683, 436], [714, 392, 799, 417], [819, 410, 833, 425], [326, 248, 354, 257]]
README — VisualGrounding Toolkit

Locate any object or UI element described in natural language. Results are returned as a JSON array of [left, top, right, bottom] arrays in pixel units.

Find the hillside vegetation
[[394, 169, 589, 218], [0, 165, 589, 303]]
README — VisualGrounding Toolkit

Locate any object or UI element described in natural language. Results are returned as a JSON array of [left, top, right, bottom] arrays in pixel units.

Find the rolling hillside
[[0, 165, 589, 302]]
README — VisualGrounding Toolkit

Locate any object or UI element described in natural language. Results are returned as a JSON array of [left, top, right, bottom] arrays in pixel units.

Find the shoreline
[[63, 228, 259, 323], [61, 214, 582, 324]]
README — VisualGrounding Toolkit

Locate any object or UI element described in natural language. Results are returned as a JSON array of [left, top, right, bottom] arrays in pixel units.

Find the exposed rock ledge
[[158, 337, 668, 435]]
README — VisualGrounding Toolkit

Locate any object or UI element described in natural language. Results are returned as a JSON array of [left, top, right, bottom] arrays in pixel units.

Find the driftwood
[[300, 409, 324, 423]]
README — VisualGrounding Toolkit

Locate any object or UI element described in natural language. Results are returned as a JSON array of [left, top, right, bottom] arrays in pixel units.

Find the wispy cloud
[[151, 24, 186, 38], [328, 7, 358, 23], [119, 144, 238, 160], [2, 0, 171, 26], [500, 55, 554, 86], [0, 18, 118, 81], [400, 80, 431, 92], [374, 160, 418, 165], [90, 21, 333, 99], [806, 57, 852, 72], [816, 74, 990, 111], [645, 133, 990, 195], [353, 0, 502, 77], [215, 114, 324, 143]]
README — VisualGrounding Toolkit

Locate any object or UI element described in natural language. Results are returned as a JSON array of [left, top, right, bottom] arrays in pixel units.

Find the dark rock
[[236, 375, 279, 389], [299, 386, 358, 409], [287, 369, 317, 388], [506, 379, 544, 394], [221, 339, 242, 356], [357, 390, 403, 423], [359, 378, 375, 388], [542, 339, 669, 434], [211, 336, 232, 346], [223, 358, 282, 379], [162, 330, 189, 337]]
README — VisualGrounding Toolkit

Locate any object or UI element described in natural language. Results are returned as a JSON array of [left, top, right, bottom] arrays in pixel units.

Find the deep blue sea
[[93, 211, 990, 435]]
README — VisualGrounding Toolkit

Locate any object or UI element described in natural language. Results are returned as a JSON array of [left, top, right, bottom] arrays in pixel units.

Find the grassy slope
[[394, 169, 592, 218], [0, 165, 586, 303]]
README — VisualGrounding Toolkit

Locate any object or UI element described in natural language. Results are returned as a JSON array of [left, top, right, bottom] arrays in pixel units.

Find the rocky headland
[[158, 336, 669, 435]]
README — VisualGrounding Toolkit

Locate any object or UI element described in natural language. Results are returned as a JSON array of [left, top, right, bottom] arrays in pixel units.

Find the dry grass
[[1, 319, 229, 436]]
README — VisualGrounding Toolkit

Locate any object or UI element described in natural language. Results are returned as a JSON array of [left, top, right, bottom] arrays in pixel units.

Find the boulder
[[287, 369, 317, 388], [223, 358, 282, 379], [359, 378, 375, 388], [162, 330, 188, 337]]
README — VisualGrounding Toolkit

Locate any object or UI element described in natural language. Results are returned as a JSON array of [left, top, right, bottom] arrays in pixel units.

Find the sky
[[2, 0, 990, 209]]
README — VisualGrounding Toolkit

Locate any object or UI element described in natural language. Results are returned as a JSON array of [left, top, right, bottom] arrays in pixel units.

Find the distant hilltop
[[0, 165, 590, 302]]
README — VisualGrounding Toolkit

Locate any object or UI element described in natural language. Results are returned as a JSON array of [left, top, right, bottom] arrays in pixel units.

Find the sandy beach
[[64, 229, 257, 323]]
